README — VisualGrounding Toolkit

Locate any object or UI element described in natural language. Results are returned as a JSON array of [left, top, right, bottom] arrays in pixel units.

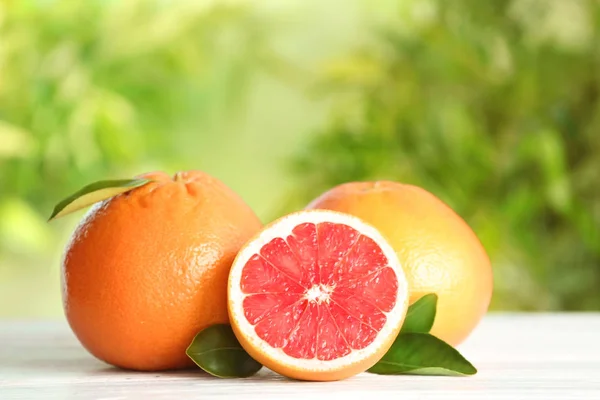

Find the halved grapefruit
[[228, 210, 408, 381]]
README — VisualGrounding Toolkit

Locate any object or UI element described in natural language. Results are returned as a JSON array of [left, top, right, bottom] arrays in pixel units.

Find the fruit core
[[304, 284, 334, 304]]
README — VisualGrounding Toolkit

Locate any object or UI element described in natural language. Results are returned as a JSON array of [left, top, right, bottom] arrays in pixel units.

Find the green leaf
[[401, 293, 438, 333], [186, 324, 262, 378], [48, 179, 152, 221], [368, 333, 477, 376]]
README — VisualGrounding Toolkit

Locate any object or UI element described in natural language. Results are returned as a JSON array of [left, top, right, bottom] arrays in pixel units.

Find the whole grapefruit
[[62, 171, 262, 371], [306, 181, 492, 346]]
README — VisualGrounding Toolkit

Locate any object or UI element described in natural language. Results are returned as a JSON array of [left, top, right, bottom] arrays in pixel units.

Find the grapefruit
[[62, 170, 262, 371], [306, 181, 493, 346], [228, 210, 409, 381]]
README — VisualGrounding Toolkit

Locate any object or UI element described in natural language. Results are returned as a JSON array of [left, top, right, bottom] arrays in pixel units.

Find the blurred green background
[[1, 0, 599, 317]]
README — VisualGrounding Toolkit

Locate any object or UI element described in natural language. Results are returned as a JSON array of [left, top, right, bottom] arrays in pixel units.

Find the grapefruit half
[[228, 210, 408, 381]]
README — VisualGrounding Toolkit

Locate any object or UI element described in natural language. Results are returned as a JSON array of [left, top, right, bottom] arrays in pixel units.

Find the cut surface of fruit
[[228, 210, 408, 381]]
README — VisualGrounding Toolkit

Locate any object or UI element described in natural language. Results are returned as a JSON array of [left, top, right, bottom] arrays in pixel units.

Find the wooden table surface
[[1, 314, 599, 399]]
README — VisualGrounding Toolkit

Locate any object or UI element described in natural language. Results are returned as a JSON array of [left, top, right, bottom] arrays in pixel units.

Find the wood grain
[[1, 314, 599, 399]]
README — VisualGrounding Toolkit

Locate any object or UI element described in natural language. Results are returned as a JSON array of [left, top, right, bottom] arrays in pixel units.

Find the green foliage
[[368, 333, 477, 376], [48, 178, 152, 221], [290, 0, 600, 310], [401, 293, 437, 334], [187, 324, 262, 378], [1, 0, 599, 314]]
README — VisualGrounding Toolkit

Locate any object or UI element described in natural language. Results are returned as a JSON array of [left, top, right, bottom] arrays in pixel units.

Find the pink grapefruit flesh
[[228, 210, 408, 381]]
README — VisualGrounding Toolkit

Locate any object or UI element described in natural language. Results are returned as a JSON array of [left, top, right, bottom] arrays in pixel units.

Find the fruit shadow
[[3, 352, 340, 386], [93, 366, 335, 384]]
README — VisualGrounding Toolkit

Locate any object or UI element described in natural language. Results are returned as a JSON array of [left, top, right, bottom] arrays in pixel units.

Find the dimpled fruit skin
[[62, 171, 262, 371], [307, 181, 493, 346]]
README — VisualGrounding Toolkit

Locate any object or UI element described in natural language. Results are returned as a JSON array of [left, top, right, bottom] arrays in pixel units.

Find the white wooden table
[[1, 314, 599, 399]]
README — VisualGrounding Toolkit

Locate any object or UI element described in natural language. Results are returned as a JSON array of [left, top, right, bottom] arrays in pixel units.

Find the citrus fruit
[[228, 210, 409, 381], [306, 181, 492, 346], [62, 171, 262, 371]]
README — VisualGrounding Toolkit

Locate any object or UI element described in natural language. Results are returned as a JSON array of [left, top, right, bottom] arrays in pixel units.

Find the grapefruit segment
[[330, 291, 387, 331], [328, 302, 378, 350], [315, 305, 352, 361], [342, 267, 399, 313], [286, 222, 319, 285], [283, 302, 319, 359], [317, 222, 360, 285], [259, 238, 307, 287], [240, 254, 303, 294], [254, 299, 307, 348], [242, 292, 300, 325], [228, 210, 409, 381], [337, 235, 390, 281]]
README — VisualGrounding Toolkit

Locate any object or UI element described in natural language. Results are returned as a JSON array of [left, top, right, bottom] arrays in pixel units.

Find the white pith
[[228, 210, 409, 372], [304, 284, 334, 304]]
